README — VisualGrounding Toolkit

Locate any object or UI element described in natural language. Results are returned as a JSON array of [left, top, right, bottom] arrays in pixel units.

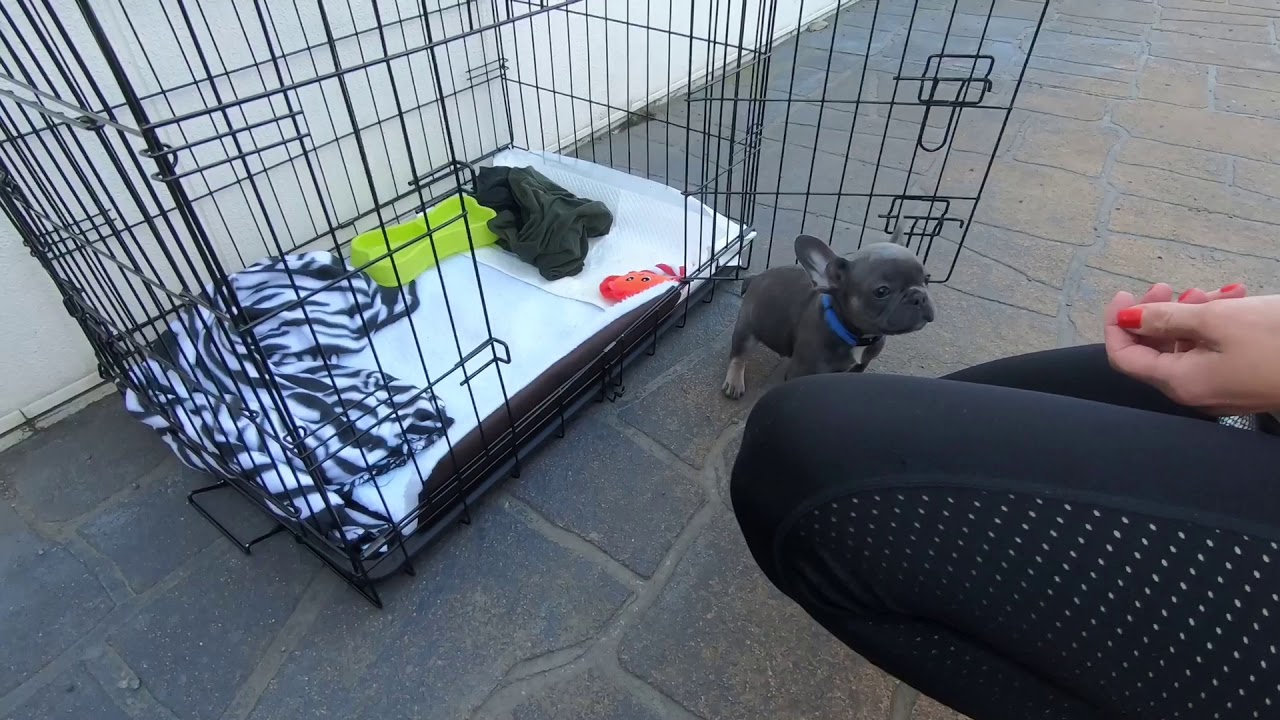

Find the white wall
[[0, 0, 838, 431], [0, 220, 105, 432]]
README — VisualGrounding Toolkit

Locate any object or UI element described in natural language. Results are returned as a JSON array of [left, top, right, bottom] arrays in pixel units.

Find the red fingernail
[[1116, 307, 1143, 329], [1178, 289, 1195, 302], [1221, 283, 1243, 293]]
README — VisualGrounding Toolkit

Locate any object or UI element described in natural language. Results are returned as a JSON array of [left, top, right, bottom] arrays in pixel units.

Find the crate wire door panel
[[0, 0, 1045, 605], [751, 1, 1047, 281]]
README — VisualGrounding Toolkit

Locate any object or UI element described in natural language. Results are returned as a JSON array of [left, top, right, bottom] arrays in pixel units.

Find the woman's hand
[[1104, 285, 1280, 415], [1110, 283, 1246, 351]]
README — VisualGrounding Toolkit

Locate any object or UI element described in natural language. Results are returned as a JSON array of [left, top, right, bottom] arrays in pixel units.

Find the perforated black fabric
[[732, 345, 1280, 720], [785, 489, 1280, 719]]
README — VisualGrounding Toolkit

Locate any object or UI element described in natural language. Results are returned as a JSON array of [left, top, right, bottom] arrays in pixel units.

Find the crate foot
[[189, 481, 285, 554]]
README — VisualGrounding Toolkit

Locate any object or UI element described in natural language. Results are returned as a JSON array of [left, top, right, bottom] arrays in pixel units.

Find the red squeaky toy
[[598, 263, 686, 303]]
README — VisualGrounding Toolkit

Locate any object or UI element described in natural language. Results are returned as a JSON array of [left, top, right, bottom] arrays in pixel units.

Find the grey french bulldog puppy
[[722, 226, 936, 399]]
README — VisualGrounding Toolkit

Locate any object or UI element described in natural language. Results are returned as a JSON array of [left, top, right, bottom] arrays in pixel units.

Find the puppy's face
[[796, 230, 935, 336]]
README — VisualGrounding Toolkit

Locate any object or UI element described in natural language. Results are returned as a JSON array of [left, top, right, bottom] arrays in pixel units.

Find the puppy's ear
[[890, 223, 908, 247], [795, 235, 845, 289]]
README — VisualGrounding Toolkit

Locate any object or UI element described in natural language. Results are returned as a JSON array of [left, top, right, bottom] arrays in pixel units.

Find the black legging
[[731, 345, 1280, 719]]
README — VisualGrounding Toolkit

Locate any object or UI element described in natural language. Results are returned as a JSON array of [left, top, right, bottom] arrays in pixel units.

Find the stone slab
[[796, 46, 870, 78], [1087, 235, 1280, 295], [1159, 0, 1277, 17], [905, 9, 1034, 42], [875, 33, 1022, 77], [0, 528, 114, 695], [770, 62, 843, 99], [1109, 162, 1280, 226], [1160, 6, 1274, 22], [986, 0, 1051, 21], [761, 95, 940, 139], [833, 195, 915, 244], [1012, 85, 1109, 122], [619, 509, 966, 720], [716, 425, 744, 506], [1027, 54, 1136, 84], [616, 290, 743, 397], [1110, 194, 1280, 259], [754, 143, 918, 217], [975, 160, 1104, 246], [1054, 0, 1156, 23], [76, 459, 219, 593], [952, 109, 1024, 155], [1148, 30, 1280, 72], [1217, 67, 1280, 93], [1217, 84, 1280, 120], [746, 205, 867, 273], [643, 131, 737, 173], [760, 123, 941, 176], [641, 99, 753, 157], [107, 542, 316, 720], [798, 24, 898, 58], [964, 224, 1076, 290], [1138, 58, 1210, 108], [1234, 158, 1280, 200], [0, 500, 23, 534], [926, 234, 1070, 317], [1023, 67, 1130, 98], [1, 397, 169, 523], [865, 0, 924, 15], [1112, 100, 1280, 165], [571, 136, 720, 192], [1047, 16, 1146, 41], [246, 504, 630, 719], [883, 284, 1059, 376], [1021, 32, 1142, 71], [618, 509, 865, 717], [4, 667, 130, 720], [798, 17, 901, 59], [1156, 19, 1273, 42], [617, 330, 780, 468], [1115, 138, 1231, 182], [504, 671, 662, 720], [919, 149, 997, 199], [512, 418, 704, 576], [835, 7, 910, 32], [1014, 114, 1120, 176]]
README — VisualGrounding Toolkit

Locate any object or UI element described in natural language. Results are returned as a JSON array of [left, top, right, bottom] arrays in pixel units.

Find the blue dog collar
[[822, 294, 875, 347]]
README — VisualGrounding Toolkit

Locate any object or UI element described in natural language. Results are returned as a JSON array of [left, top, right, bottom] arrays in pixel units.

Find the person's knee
[[729, 377, 820, 517], [730, 373, 910, 505], [730, 375, 883, 576], [730, 371, 950, 563], [729, 379, 818, 574]]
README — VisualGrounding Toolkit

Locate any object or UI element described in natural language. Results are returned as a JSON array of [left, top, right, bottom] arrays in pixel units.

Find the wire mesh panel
[[0, 0, 1045, 605], [747, 0, 1049, 282]]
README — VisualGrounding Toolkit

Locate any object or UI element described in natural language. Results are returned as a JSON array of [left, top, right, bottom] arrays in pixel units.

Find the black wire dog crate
[[0, 0, 1045, 605]]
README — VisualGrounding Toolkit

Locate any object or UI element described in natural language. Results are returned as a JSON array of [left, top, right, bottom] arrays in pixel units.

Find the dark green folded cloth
[[474, 166, 614, 281]]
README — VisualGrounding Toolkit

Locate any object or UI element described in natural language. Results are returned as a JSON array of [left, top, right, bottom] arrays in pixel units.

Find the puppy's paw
[[723, 358, 748, 399]]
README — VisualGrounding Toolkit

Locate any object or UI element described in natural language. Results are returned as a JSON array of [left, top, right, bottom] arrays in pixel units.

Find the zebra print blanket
[[121, 251, 453, 549]]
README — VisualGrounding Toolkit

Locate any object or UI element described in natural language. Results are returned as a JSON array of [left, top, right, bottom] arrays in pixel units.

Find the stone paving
[[6, 0, 1280, 718]]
